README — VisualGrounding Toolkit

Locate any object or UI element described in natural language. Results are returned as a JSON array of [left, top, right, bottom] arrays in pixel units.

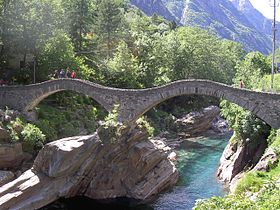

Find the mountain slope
[[130, 0, 178, 22], [130, 0, 272, 54], [230, 0, 273, 36], [180, 0, 271, 54]]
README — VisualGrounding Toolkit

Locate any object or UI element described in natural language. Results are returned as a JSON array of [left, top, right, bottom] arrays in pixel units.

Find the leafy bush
[[220, 100, 270, 142], [21, 123, 46, 153], [36, 119, 58, 142], [98, 105, 126, 144], [194, 180, 280, 210], [146, 108, 176, 135], [136, 117, 154, 137], [234, 172, 265, 195], [6, 117, 25, 143], [269, 129, 280, 155]]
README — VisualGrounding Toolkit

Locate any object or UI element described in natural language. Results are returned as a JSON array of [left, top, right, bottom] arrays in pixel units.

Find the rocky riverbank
[[0, 105, 232, 209], [0, 124, 178, 210], [157, 106, 230, 149], [217, 134, 278, 191]]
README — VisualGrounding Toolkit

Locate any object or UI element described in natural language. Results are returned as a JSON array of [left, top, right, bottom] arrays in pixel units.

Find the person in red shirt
[[71, 70, 77, 79], [239, 79, 244, 88]]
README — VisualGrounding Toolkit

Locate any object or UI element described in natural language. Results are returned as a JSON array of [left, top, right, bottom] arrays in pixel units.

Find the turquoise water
[[42, 135, 229, 210], [151, 136, 229, 210]]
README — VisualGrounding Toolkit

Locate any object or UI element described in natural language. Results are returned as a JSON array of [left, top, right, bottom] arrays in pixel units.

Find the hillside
[[130, 0, 274, 54]]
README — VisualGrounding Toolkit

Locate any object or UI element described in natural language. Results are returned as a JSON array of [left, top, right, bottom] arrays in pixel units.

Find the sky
[[250, 0, 280, 21]]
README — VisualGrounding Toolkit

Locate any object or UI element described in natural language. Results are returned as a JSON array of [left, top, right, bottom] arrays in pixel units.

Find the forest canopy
[[0, 0, 248, 87]]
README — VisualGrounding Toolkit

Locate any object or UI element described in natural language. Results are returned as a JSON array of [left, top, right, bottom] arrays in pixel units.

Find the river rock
[[0, 171, 14, 187], [0, 127, 9, 140], [0, 125, 178, 210], [211, 116, 230, 134], [174, 106, 220, 136], [0, 143, 24, 169], [252, 148, 278, 172]]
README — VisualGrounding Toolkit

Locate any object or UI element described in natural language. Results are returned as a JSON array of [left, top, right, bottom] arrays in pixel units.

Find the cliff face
[[229, 0, 275, 36], [0, 125, 178, 210], [216, 133, 270, 191]]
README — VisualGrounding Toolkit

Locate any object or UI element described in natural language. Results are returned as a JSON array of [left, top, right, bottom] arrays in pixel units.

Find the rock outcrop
[[174, 106, 223, 136], [0, 143, 24, 169], [0, 171, 14, 187], [253, 148, 278, 172], [0, 125, 178, 210], [217, 134, 268, 190]]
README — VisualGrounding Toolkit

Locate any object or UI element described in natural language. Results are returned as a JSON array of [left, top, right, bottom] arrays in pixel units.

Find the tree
[[62, 0, 95, 52], [38, 31, 93, 81], [94, 0, 125, 58], [234, 52, 270, 89], [0, 0, 64, 72], [106, 40, 140, 88]]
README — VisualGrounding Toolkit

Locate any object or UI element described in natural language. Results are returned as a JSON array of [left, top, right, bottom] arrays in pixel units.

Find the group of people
[[53, 68, 77, 79]]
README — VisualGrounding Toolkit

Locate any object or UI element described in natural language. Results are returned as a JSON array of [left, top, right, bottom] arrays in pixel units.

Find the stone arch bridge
[[0, 79, 280, 128]]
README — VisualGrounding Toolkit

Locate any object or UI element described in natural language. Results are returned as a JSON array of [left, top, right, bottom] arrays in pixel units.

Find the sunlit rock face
[[217, 134, 268, 191], [0, 125, 178, 210]]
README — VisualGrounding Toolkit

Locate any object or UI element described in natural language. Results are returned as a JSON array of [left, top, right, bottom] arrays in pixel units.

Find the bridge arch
[[115, 80, 280, 128], [0, 79, 124, 116], [0, 79, 280, 128]]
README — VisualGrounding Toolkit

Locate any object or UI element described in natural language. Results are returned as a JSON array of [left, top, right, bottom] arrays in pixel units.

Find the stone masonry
[[0, 79, 280, 128]]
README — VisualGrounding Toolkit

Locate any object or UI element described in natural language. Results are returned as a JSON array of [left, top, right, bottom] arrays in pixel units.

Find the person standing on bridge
[[71, 70, 77, 79], [59, 69, 65, 78], [53, 70, 59, 79], [239, 79, 244, 88], [66, 68, 71, 78]]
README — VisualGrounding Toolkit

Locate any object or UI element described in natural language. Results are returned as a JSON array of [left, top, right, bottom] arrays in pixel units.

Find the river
[[42, 135, 229, 210]]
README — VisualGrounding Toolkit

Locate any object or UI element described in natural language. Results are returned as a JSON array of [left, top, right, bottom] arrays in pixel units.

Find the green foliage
[[94, 0, 125, 58], [146, 108, 176, 135], [106, 40, 141, 88], [136, 117, 154, 137], [194, 162, 280, 210], [268, 129, 280, 155], [234, 52, 270, 89], [5, 116, 46, 153], [6, 117, 24, 143], [21, 123, 46, 153], [98, 105, 126, 144], [194, 195, 255, 210], [62, 0, 95, 51], [256, 74, 280, 92], [220, 100, 270, 142], [37, 101, 100, 141], [35, 119, 58, 141], [38, 31, 93, 81], [234, 172, 265, 194]]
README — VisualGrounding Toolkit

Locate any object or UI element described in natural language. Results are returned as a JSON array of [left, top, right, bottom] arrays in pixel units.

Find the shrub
[[136, 117, 154, 136], [98, 105, 126, 144], [21, 123, 46, 153], [36, 119, 58, 141], [6, 117, 25, 143], [220, 100, 270, 143]]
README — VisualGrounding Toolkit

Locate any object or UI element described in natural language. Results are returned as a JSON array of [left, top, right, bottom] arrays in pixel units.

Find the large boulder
[[174, 106, 221, 136], [0, 125, 178, 210], [0, 143, 24, 169]]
